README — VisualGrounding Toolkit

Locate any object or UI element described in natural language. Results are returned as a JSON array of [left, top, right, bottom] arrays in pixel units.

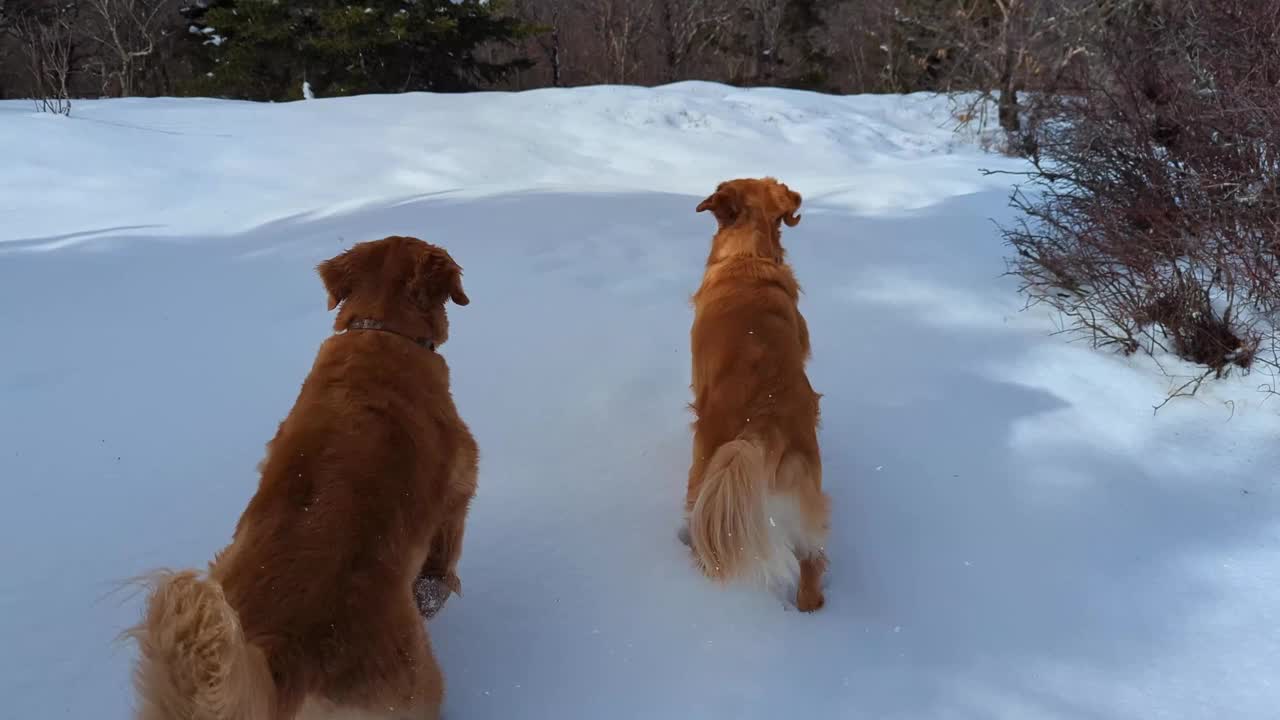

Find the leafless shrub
[[1001, 0, 1280, 398], [7, 1, 79, 113]]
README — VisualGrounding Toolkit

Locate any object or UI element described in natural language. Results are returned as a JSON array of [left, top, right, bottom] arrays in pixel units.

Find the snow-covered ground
[[1, 83, 1278, 720]]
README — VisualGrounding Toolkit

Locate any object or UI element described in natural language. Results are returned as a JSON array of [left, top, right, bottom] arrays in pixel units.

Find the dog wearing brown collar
[[127, 235, 477, 719]]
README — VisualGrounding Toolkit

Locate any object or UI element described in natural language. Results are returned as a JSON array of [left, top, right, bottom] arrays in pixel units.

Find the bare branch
[[84, 0, 166, 96]]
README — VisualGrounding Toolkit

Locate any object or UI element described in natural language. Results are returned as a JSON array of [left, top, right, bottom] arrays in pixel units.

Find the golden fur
[[684, 177, 830, 612], [125, 236, 478, 719]]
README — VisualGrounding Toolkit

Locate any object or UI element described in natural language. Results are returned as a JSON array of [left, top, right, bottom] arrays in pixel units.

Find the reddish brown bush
[[1002, 0, 1280, 397]]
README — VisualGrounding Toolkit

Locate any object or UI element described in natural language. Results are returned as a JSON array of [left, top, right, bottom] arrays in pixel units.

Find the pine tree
[[181, 0, 533, 100]]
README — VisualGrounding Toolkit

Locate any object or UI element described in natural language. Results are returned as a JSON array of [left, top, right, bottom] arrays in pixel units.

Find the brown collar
[[345, 318, 436, 351]]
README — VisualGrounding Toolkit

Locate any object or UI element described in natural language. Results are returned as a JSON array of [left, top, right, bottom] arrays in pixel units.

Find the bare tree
[[541, 0, 564, 86], [886, 0, 1095, 138], [812, 0, 891, 92], [9, 2, 78, 113], [656, 0, 730, 82], [743, 0, 787, 84], [84, 0, 164, 96], [506, 0, 569, 87], [582, 0, 656, 84], [962, 0, 1090, 133]]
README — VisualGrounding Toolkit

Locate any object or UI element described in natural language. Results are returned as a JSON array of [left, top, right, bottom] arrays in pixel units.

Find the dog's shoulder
[[696, 256, 801, 306]]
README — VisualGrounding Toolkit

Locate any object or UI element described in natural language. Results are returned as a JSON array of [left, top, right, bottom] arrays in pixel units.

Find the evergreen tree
[[181, 0, 533, 100]]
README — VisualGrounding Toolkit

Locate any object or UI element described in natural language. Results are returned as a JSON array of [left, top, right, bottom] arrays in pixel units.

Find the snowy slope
[[1, 83, 1278, 720]]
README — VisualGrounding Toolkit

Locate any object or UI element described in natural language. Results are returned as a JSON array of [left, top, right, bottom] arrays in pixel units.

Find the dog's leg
[[775, 451, 829, 613], [793, 499, 829, 612], [414, 502, 469, 620], [796, 551, 827, 612], [416, 444, 477, 618], [419, 506, 466, 593], [682, 426, 712, 551]]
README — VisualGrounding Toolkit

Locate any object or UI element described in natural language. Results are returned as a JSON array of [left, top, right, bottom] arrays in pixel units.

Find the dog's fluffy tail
[[125, 570, 274, 720], [688, 436, 784, 586]]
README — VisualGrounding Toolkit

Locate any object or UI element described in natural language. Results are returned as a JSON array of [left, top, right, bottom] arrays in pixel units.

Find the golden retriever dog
[[125, 235, 478, 719], [682, 177, 829, 612]]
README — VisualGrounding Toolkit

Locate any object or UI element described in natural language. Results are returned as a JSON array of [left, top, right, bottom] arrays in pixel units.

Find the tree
[[726, 0, 788, 85], [884, 0, 1095, 135], [3, 0, 81, 113], [575, 0, 656, 85], [182, 0, 534, 100], [84, 0, 166, 96], [656, 0, 730, 83], [517, 0, 566, 86]]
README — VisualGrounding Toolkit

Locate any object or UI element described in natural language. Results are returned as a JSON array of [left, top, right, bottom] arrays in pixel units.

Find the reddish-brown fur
[[126, 236, 478, 719], [684, 178, 830, 612]]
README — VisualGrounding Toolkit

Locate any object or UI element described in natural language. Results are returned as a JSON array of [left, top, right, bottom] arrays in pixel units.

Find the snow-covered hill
[[1, 83, 1277, 719]]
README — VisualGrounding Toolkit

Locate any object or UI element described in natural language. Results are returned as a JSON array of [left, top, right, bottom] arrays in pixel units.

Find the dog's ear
[[317, 248, 359, 311], [771, 181, 802, 227], [696, 183, 742, 227], [411, 246, 470, 308]]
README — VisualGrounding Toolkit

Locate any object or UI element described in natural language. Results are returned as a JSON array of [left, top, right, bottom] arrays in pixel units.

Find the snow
[[1, 82, 1278, 719]]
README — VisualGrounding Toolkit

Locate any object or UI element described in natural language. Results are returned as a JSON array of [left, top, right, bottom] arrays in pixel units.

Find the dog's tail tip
[[688, 437, 772, 583], [126, 569, 272, 719]]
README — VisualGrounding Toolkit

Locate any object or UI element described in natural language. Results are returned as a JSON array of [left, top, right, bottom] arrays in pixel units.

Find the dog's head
[[316, 235, 469, 346], [696, 177, 802, 230], [696, 177, 802, 261]]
